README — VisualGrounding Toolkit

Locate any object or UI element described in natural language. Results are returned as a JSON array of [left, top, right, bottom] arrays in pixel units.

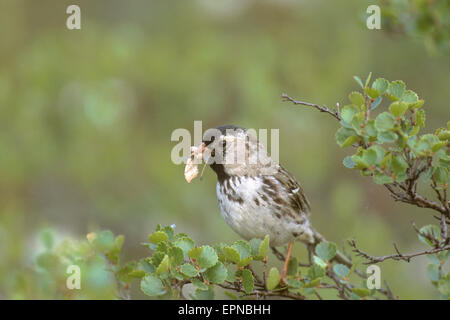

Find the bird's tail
[[310, 227, 353, 268]]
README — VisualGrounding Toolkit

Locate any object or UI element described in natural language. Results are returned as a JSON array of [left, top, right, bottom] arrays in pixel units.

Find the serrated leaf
[[241, 269, 254, 294], [416, 109, 426, 127], [148, 231, 169, 244], [373, 173, 394, 185], [349, 92, 365, 107], [386, 80, 405, 100], [267, 267, 281, 290], [141, 275, 165, 296], [197, 245, 218, 269], [188, 247, 202, 259], [402, 90, 419, 103], [169, 246, 184, 266], [222, 246, 240, 263], [377, 131, 397, 143], [174, 236, 195, 256], [180, 263, 198, 277], [204, 261, 227, 284], [315, 242, 337, 261], [365, 87, 380, 99], [341, 105, 361, 124], [232, 240, 252, 260], [372, 78, 389, 94], [389, 101, 408, 117], [433, 167, 448, 185], [375, 112, 396, 132]]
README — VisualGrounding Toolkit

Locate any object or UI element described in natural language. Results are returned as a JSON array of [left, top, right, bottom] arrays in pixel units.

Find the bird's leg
[[280, 241, 294, 285]]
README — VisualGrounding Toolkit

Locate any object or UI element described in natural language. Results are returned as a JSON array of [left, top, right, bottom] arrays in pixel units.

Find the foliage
[[380, 0, 450, 54]]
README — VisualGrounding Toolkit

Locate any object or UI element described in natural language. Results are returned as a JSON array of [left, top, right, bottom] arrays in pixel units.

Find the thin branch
[[348, 239, 450, 264], [282, 93, 341, 121]]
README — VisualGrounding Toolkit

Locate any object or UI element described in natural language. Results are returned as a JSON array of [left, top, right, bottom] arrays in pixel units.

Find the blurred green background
[[0, 0, 449, 299]]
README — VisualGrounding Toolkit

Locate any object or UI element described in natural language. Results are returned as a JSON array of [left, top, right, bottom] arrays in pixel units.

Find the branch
[[348, 238, 450, 264], [281, 93, 341, 121]]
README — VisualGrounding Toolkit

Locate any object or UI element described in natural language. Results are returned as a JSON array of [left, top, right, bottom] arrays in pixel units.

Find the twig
[[282, 93, 341, 121]]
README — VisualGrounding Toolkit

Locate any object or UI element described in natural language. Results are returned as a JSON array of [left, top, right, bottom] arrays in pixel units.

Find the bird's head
[[186, 125, 277, 182]]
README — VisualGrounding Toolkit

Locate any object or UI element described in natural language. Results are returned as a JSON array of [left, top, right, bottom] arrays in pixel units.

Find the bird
[[186, 124, 351, 282]]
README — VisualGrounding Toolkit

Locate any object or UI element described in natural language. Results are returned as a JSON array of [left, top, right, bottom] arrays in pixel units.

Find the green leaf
[[315, 242, 337, 261], [333, 264, 350, 278], [433, 167, 448, 185], [377, 131, 397, 143], [180, 263, 198, 277], [174, 236, 195, 256], [222, 246, 241, 263], [362, 148, 378, 166], [389, 101, 408, 117], [148, 231, 169, 244], [197, 245, 218, 269], [370, 96, 383, 110], [353, 75, 364, 88], [416, 109, 426, 127], [335, 127, 356, 147], [188, 247, 202, 259], [232, 240, 252, 260], [195, 286, 214, 300], [204, 261, 227, 284], [438, 130, 450, 141], [373, 173, 394, 185], [307, 264, 325, 279], [169, 246, 184, 266], [410, 99, 425, 109], [391, 155, 408, 175], [343, 156, 356, 169], [191, 278, 209, 290], [372, 78, 389, 94], [141, 275, 165, 296], [313, 255, 327, 269], [259, 235, 270, 257], [351, 288, 371, 298], [386, 80, 406, 101], [341, 135, 359, 148], [156, 254, 170, 274], [375, 112, 396, 132], [241, 269, 254, 294], [365, 72, 372, 87], [267, 267, 281, 290], [341, 105, 361, 124], [438, 273, 450, 296], [401, 90, 419, 103], [249, 238, 262, 256], [365, 87, 380, 99], [303, 278, 321, 288], [427, 264, 440, 282], [348, 92, 365, 107]]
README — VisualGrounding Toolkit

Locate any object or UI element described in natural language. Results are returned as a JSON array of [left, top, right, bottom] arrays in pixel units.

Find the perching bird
[[186, 125, 351, 282]]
